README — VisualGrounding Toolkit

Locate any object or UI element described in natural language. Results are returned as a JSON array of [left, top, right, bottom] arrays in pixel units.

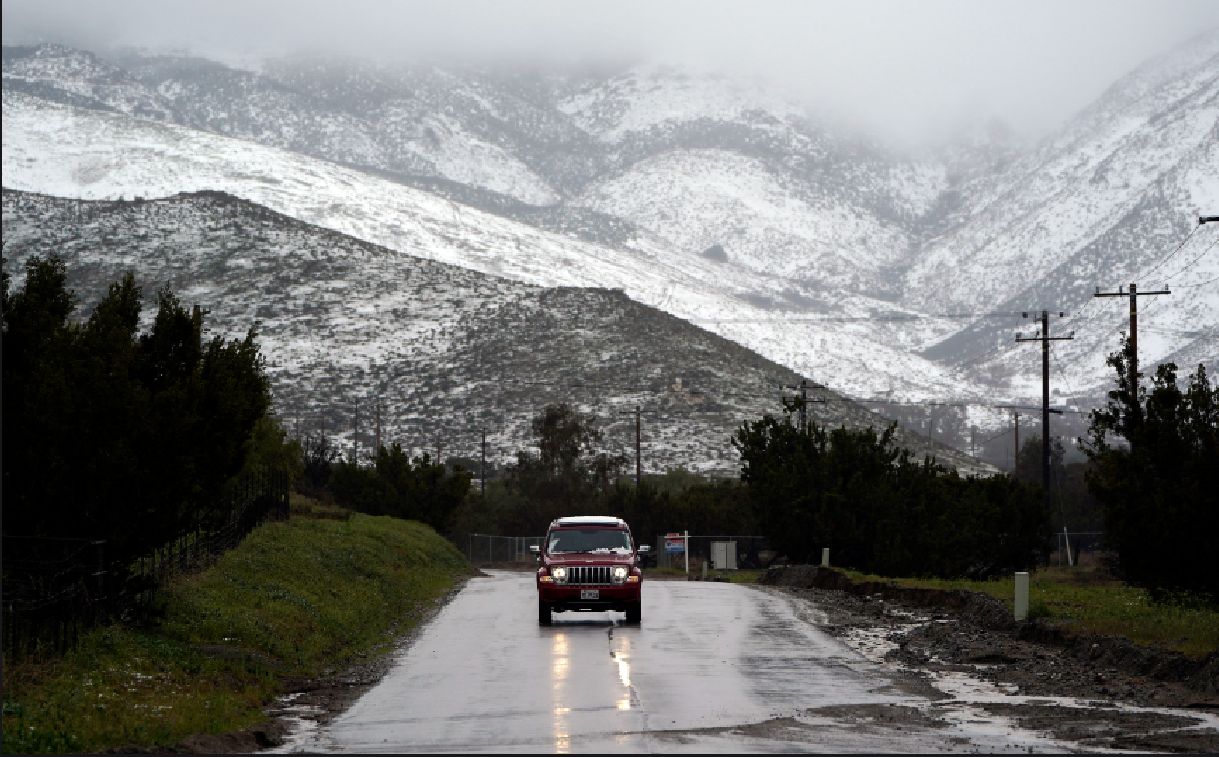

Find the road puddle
[[262, 692, 324, 753], [838, 612, 1219, 752]]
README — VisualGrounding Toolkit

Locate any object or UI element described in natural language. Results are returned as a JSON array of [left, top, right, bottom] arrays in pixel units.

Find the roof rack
[[552, 515, 627, 527]]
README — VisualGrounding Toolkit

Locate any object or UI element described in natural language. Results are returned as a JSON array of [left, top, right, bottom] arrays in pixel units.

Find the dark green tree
[[2, 256, 79, 537], [329, 443, 471, 535], [733, 402, 1046, 578], [507, 403, 606, 518], [2, 256, 275, 564], [1084, 338, 1219, 599]]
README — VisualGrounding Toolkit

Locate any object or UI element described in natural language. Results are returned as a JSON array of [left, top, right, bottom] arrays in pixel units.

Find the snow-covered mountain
[[917, 30, 1219, 404], [1, 189, 991, 476], [3, 35, 1217, 467]]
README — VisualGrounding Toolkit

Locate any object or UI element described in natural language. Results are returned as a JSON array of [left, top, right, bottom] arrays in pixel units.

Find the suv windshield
[[548, 528, 632, 554]]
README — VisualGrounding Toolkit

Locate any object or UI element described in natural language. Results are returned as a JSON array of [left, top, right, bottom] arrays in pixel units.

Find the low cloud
[[3, 0, 1216, 146]]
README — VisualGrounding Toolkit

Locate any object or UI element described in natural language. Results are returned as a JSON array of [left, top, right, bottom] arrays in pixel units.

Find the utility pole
[[480, 429, 487, 498], [1016, 311, 1074, 555], [374, 404, 382, 455], [351, 406, 359, 465], [635, 407, 641, 488], [616, 405, 657, 488], [781, 379, 825, 433], [1094, 283, 1171, 397], [1013, 411, 1020, 474]]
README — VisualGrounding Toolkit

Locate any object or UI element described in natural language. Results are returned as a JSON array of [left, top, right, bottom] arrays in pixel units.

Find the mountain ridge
[[1, 187, 994, 476], [3, 37, 1216, 458]]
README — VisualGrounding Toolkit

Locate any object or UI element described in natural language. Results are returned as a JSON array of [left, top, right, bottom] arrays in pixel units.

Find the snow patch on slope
[[575, 148, 911, 289], [559, 65, 811, 143]]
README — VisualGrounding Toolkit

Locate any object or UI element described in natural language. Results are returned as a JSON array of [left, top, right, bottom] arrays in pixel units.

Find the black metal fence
[[3, 468, 289, 660]]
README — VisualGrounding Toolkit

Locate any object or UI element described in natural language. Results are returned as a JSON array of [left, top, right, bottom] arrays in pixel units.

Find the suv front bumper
[[539, 583, 640, 612]]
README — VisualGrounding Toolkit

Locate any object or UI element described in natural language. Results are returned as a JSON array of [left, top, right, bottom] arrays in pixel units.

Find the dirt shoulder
[[762, 565, 1219, 752]]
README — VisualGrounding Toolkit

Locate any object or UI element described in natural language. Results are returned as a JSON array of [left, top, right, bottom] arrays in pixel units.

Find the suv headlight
[[611, 566, 629, 584], [551, 567, 568, 584]]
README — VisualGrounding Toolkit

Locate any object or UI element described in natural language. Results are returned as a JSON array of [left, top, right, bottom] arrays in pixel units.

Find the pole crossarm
[[1093, 282, 1172, 394], [781, 379, 826, 433], [1094, 287, 1171, 297]]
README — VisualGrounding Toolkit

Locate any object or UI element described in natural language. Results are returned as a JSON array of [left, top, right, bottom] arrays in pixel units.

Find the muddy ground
[[761, 565, 1219, 753]]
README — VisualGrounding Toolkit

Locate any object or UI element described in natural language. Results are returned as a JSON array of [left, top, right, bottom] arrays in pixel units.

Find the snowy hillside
[[573, 148, 912, 293], [3, 34, 1218, 463], [0, 86, 985, 412], [916, 31, 1219, 399], [1, 189, 992, 476]]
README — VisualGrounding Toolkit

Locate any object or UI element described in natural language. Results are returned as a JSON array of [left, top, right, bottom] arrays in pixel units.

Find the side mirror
[[637, 545, 652, 553]]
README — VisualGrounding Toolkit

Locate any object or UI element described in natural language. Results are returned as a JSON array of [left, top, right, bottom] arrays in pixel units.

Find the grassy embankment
[[1, 495, 476, 754], [840, 566, 1219, 659]]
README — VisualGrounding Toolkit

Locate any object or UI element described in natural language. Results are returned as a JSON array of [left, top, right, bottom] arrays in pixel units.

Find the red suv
[[532, 516, 651, 625]]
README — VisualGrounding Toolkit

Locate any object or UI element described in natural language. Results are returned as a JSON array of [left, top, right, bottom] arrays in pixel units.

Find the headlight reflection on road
[[551, 632, 571, 753], [615, 634, 632, 711]]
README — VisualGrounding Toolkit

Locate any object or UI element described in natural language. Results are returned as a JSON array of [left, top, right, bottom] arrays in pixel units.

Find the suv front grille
[[567, 565, 612, 585]]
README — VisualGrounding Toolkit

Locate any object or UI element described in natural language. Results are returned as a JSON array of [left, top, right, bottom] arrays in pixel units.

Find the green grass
[[840, 566, 1219, 659], [2, 498, 474, 753], [712, 568, 766, 584]]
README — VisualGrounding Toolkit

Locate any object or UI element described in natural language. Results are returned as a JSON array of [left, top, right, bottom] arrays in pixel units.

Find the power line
[[1049, 340, 1083, 405], [1171, 272, 1219, 289], [1141, 223, 1203, 279], [690, 310, 1030, 324], [1157, 237, 1217, 282], [977, 425, 1015, 447]]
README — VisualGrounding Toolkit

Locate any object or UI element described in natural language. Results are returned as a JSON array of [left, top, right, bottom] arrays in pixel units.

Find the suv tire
[[538, 598, 552, 626], [624, 601, 641, 625]]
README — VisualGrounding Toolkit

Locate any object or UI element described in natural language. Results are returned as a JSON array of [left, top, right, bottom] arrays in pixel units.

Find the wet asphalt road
[[280, 570, 1080, 753]]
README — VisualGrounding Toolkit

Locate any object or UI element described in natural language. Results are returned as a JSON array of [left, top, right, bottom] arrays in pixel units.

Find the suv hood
[[544, 553, 635, 566]]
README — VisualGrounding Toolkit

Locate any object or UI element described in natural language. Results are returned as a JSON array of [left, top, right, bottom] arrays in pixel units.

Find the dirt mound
[[762, 565, 1217, 696]]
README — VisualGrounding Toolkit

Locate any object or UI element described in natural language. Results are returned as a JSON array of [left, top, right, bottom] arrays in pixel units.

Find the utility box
[[710, 540, 738, 570]]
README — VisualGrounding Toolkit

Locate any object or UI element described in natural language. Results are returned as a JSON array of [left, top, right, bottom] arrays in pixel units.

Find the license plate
[[580, 589, 600, 600]]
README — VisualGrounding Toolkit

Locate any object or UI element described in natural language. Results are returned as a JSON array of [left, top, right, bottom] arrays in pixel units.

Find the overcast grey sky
[[4, 0, 1217, 146]]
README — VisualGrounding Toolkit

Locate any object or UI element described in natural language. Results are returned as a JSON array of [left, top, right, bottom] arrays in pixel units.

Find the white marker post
[[1014, 571, 1029, 621], [821, 547, 830, 568]]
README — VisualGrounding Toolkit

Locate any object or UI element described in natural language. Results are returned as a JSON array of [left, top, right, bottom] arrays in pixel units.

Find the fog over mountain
[[4, 0, 1217, 147], [3, 2, 1217, 472]]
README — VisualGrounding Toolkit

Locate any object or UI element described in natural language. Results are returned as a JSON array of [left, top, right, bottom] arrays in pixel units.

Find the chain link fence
[[464, 534, 543, 565]]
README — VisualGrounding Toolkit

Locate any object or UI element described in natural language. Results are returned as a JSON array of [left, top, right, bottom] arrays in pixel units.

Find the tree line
[[2, 256, 290, 576], [13, 255, 1211, 601], [448, 338, 1216, 601]]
